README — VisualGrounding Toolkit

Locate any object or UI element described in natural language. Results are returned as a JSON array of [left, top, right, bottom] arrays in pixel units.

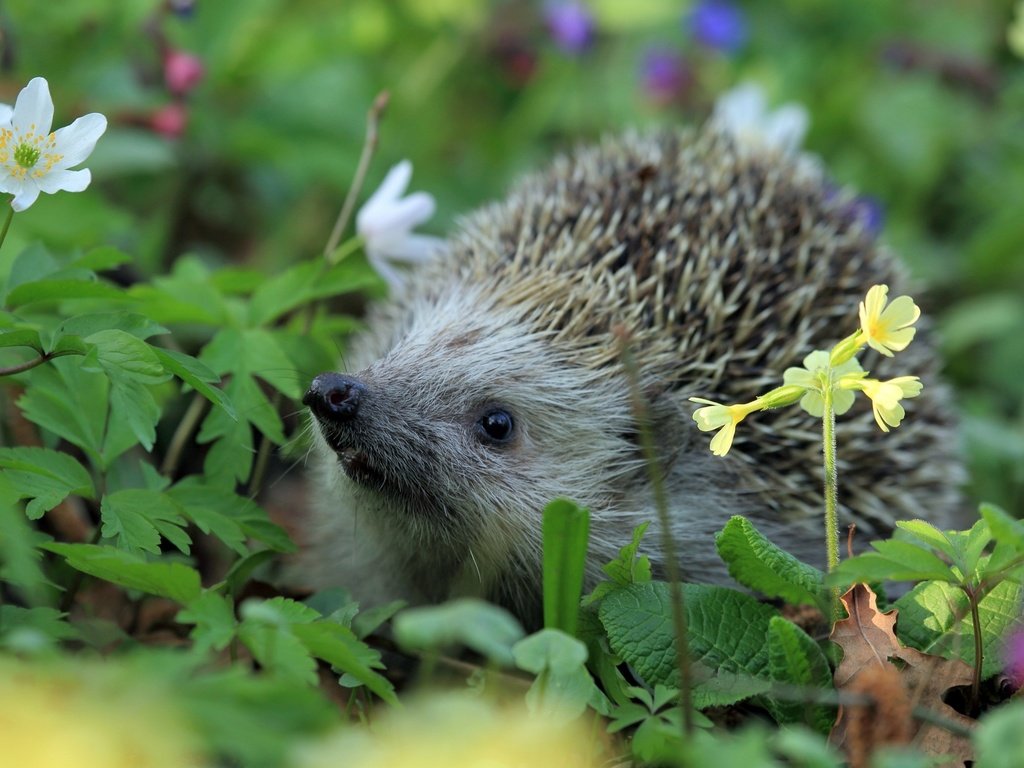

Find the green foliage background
[[2, 0, 1020, 511]]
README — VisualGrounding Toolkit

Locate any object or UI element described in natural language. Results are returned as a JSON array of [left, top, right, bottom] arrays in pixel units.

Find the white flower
[[712, 82, 809, 156], [0, 77, 107, 212], [356, 160, 444, 291]]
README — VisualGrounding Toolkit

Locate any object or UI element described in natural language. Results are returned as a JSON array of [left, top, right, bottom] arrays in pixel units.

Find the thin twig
[[0, 353, 50, 377], [0, 203, 14, 253], [160, 392, 208, 478], [615, 327, 694, 735]]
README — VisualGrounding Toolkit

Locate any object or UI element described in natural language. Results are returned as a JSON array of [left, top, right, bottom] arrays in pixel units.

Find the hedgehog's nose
[[304, 373, 366, 423]]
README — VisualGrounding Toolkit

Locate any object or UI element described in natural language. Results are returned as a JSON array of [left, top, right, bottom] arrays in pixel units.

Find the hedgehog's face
[[304, 287, 643, 559]]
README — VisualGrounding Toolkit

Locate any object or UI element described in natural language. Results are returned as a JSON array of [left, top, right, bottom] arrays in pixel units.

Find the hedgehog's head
[[304, 281, 651, 575]]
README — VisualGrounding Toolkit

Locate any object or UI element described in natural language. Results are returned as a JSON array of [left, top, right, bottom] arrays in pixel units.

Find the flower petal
[[799, 390, 824, 417], [362, 160, 412, 213], [10, 181, 41, 212], [36, 168, 91, 194], [879, 295, 920, 330], [12, 77, 54, 137], [0, 103, 12, 125], [387, 233, 445, 263], [361, 191, 435, 236], [709, 422, 737, 457], [761, 104, 808, 153], [50, 113, 107, 169], [833, 388, 856, 416]]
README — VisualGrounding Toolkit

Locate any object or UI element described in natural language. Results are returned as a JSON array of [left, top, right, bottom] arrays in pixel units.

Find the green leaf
[[0, 328, 42, 350], [292, 621, 398, 704], [352, 600, 407, 639], [85, 329, 168, 384], [43, 542, 201, 604], [52, 312, 168, 344], [0, 606, 79, 643], [828, 543, 958, 587], [168, 477, 284, 556], [0, 489, 56, 606], [100, 489, 191, 555], [107, 376, 162, 451], [0, 446, 95, 519], [981, 503, 1024, 552], [177, 591, 238, 653], [895, 519, 959, 561], [238, 622, 318, 686], [512, 628, 605, 720], [974, 700, 1024, 768], [584, 522, 653, 606], [17, 359, 110, 462], [715, 516, 828, 612], [153, 347, 236, 418], [894, 579, 1024, 678], [393, 598, 526, 667], [598, 582, 778, 701], [542, 498, 590, 636], [5, 278, 124, 307], [243, 328, 303, 400], [765, 616, 835, 733], [71, 245, 133, 272]]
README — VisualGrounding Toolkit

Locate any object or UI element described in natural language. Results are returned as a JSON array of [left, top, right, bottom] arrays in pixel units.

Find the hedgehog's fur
[[300, 127, 963, 627]]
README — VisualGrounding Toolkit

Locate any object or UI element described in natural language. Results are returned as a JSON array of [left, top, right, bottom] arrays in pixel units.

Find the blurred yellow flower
[[0, 658, 204, 768], [858, 284, 920, 357], [297, 692, 602, 768], [690, 397, 761, 457]]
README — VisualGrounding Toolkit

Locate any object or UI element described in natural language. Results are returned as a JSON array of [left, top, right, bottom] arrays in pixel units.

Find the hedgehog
[[299, 122, 963, 627]]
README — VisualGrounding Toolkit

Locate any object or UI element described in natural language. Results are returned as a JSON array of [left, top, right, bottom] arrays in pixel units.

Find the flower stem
[[0, 202, 14, 253], [966, 587, 983, 714], [0, 353, 50, 377], [821, 376, 841, 616], [616, 327, 694, 736]]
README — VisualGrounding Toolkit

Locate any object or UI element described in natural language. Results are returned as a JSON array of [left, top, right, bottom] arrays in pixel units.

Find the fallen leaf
[[830, 584, 975, 767]]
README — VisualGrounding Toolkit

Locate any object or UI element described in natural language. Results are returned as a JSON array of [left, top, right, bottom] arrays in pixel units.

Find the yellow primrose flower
[[782, 350, 863, 417], [690, 397, 761, 457], [840, 375, 922, 432], [858, 284, 920, 357]]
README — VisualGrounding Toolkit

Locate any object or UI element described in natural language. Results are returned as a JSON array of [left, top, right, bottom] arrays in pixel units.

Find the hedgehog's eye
[[477, 409, 515, 444]]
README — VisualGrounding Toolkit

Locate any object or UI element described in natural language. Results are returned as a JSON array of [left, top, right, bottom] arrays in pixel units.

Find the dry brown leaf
[[830, 583, 975, 767]]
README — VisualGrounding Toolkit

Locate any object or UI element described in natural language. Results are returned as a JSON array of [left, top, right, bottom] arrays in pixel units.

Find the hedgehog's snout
[[304, 372, 365, 424]]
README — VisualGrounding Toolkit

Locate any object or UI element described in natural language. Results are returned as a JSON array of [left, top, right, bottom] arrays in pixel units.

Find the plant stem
[[0, 203, 14, 253], [966, 587, 983, 713], [616, 328, 694, 736], [821, 377, 841, 616], [0, 352, 50, 377], [160, 392, 209, 478]]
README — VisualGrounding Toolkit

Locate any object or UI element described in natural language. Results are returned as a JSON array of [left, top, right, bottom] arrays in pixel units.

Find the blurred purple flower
[[849, 195, 885, 236], [164, 50, 205, 95], [1005, 626, 1024, 688], [544, 1, 595, 54], [150, 103, 188, 138], [641, 49, 691, 105], [688, 0, 747, 54]]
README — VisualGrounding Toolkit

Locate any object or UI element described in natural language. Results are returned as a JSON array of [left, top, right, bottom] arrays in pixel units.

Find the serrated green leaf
[[0, 489, 56, 606], [17, 359, 109, 463], [602, 522, 652, 586], [542, 498, 590, 636], [894, 579, 1024, 678], [895, 519, 959, 560], [352, 599, 407, 639], [393, 598, 525, 667], [241, 596, 321, 626], [178, 591, 238, 653], [53, 312, 168, 344], [715, 516, 828, 612], [100, 489, 191, 555], [85, 329, 168, 384], [0, 446, 95, 519], [223, 550, 279, 597], [243, 328, 303, 400], [6, 278, 124, 307], [108, 376, 162, 451], [0, 605, 79, 642], [153, 347, 236, 418], [43, 542, 201, 604], [766, 616, 835, 733], [292, 621, 398, 704], [238, 622, 318, 686], [598, 582, 779, 700]]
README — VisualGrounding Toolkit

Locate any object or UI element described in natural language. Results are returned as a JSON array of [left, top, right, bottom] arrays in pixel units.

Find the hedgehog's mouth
[[335, 446, 387, 488]]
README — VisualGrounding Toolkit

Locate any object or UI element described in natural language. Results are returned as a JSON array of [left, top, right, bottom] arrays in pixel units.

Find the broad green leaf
[[894, 579, 1024, 678], [52, 312, 167, 344], [177, 591, 238, 653], [0, 328, 42, 350], [107, 376, 162, 451], [85, 329, 168, 384], [243, 328, 303, 400], [393, 598, 525, 667], [71, 246, 133, 272], [238, 622, 317, 686], [292, 622, 398, 704], [100, 489, 191, 555], [0, 446, 95, 519], [974, 700, 1024, 768], [43, 542, 201, 604], [715, 516, 828, 612], [598, 582, 778, 698], [981, 503, 1024, 552], [542, 498, 590, 636], [153, 347, 236, 418], [766, 616, 835, 733], [352, 600, 407, 639], [895, 519, 959, 560], [6, 278, 124, 307], [829, 549, 957, 587], [867, 540, 957, 581], [512, 628, 605, 720], [223, 550, 279, 597]]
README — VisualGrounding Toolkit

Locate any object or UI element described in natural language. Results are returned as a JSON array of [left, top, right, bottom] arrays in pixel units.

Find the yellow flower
[[841, 375, 922, 432], [858, 284, 920, 357], [297, 692, 601, 768], [690, 397, 761, 457]]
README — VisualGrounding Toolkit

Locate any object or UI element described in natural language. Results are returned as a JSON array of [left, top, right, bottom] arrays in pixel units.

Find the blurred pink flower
[[641, 49, 691, 105], [151, 103, 188, 138], [163, 50, 205, 95]]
